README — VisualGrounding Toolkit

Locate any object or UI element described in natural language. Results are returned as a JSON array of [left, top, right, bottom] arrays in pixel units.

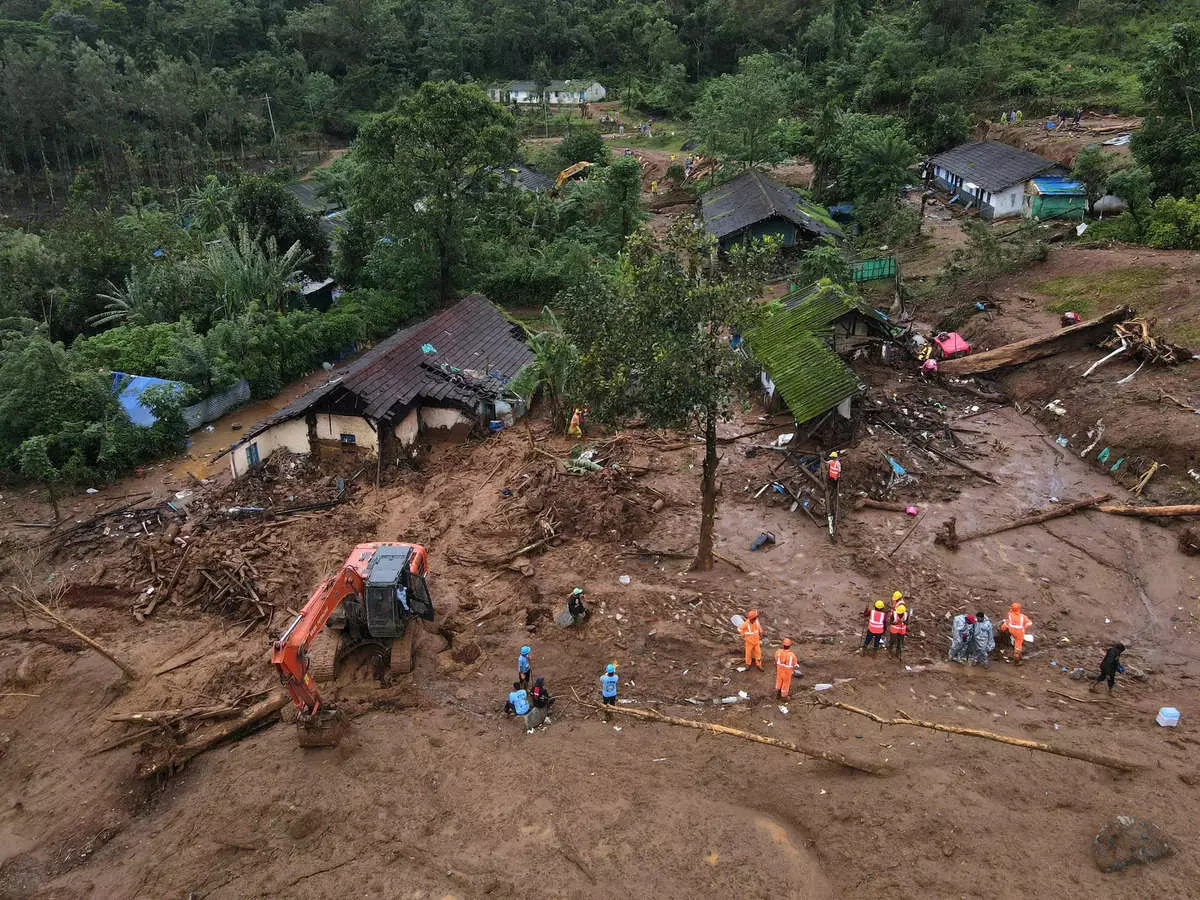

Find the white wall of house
[[229, 417, 310, 478], [988, 184, 1025, 218], [395, 409, 420, 447], [315, 413, 378, 450], [421, 407, 473, 436]]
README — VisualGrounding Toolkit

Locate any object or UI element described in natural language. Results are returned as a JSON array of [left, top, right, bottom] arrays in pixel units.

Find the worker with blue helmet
[[517, 645, 532, 688], [600, 663, 618, 707]]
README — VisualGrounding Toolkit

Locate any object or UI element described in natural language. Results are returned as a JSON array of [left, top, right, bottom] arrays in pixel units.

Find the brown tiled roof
[[236, 294, 531, 443]]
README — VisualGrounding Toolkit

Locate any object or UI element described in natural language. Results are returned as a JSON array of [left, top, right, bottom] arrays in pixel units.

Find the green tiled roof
[[778, 280, 898, 337], [748, 312, 860, 424]]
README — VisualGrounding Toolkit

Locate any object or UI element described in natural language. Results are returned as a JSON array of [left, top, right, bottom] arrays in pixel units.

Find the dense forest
[[1, 0, 1199, 494]]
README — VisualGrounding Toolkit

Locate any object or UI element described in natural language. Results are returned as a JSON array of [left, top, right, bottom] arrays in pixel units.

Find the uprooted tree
[[560, 220, 773, 570]]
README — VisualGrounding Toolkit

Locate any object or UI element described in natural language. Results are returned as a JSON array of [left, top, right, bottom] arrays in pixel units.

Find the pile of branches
[[1105, 319, 1193, 365]]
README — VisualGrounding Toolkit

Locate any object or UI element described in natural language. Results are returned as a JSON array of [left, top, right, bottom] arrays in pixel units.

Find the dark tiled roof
[[928, 141, 1062, 192], [495, 164, 555, 192], [700, 171, 842, 243], [239, 295, 532, 441]]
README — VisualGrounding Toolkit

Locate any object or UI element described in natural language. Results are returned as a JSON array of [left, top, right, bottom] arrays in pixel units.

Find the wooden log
[[854, 498, 911, 513], [1096, 504, 1200, 518], [940, 306, 1133, 376], [938, 494, 1110, 548], [137, 693, 288, 779], [817, 698, 1135, 772], [574, 695, 884, 775], [11, 594, 139, 680]]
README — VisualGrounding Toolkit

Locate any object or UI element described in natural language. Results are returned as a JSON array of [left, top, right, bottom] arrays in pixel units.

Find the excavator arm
[[271, 566, 365, 715]]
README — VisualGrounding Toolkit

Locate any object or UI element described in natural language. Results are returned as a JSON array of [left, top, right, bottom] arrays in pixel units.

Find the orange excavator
[[271, 542, 434, 746]]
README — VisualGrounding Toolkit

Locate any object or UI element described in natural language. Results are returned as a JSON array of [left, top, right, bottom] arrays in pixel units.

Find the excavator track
[[389, 626, 416, 676], [306, 627, 341, 682]]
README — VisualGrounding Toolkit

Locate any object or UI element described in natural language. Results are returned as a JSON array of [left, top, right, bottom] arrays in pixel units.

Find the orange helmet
[[782, 638, 792, 648], [747, 610, 758, 620], [1011, 602, 1022, 612]]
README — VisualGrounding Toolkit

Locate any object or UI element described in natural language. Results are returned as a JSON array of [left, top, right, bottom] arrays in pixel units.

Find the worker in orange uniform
[[887, 603, 909, 659], [862, 600, 887, 654], [738, 610, 763, 670], [825, 451, 842, 483], [775, 639, 798, 699], [1000, 602, 1032, 664]]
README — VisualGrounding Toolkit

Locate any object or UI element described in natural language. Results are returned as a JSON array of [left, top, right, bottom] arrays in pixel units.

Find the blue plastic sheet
[[112, 372, 185, 427]]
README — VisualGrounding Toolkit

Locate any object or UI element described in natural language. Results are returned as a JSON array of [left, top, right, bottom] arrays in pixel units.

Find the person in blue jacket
[[506, 682, 531, 718], [600, 663, 618, 708], [517, 645, 532, 689]]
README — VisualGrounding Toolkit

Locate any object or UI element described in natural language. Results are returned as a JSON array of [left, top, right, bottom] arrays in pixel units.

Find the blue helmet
[[606, 663, 616, 674], [520, 646, 531, 656]]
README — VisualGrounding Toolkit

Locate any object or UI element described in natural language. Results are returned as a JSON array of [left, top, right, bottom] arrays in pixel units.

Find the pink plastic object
[[905, 505, 919, 516], [933, 332, 971, 358]]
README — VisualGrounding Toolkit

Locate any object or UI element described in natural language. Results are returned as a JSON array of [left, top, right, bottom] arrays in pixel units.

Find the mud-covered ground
[[2, 359, 1199, 897]]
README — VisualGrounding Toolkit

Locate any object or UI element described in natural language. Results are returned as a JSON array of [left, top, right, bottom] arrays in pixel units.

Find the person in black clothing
[[567, 587, 588, 624], [1091, 643, 1126, 692], [531, 676, 555, 709]]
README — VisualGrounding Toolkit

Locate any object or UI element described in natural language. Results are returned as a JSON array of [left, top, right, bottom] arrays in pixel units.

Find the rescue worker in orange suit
[[887, 602, 909, 658], [862, 600, 887, 653], [738, 610, 763, 670], [775, 639, 798, 699], [1000, 602, 1032, 664], [825, 451, 842, 483]]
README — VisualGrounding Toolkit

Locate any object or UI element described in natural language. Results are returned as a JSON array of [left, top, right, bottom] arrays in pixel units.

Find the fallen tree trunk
[[940, 306, 1133, 376], [854, 498, 911, 513], [11, 594, 139, 680], [138, 693, 288, 779], [817, 698, 1135, 772], [936, 494, 1110, 550], [1097, 504, 1200, 518], [574, 695, 883, 775]]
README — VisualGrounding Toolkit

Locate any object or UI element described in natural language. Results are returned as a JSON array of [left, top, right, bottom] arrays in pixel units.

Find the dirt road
[[2, 359, 1198, 896]]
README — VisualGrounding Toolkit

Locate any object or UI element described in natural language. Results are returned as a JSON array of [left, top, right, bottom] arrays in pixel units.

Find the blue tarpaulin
[[112, 372, 185, 427]]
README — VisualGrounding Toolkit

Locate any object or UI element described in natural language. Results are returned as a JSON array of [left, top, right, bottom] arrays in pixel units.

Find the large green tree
[[352, 81, 518, 304], [560, 221, 774, 571], [1133, 22, 1200, 197], [693, 53, 792, 170]]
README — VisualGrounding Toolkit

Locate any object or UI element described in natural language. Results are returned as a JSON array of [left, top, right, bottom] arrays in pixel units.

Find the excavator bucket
[[297, 706, 348, 748]]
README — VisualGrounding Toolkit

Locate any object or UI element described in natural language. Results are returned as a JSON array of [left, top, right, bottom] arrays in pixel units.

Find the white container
[[1157, 707, 1180, 727], [813, 683, 834, 691]]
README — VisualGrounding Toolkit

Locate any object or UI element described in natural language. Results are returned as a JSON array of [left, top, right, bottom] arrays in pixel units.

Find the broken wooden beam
[[940, 306, 1133, 376], [137, 693, 288, 779], [854, 498, 911, 513], [574, 695, 883, 775], [11, 593, 139, 680], [1097, 504, 1200, 518], [935, 494, 1111, 549], [817, 697, 1135, 772]]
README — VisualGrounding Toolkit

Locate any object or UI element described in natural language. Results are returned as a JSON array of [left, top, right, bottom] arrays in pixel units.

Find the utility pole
[[262, 95, 279, 162]]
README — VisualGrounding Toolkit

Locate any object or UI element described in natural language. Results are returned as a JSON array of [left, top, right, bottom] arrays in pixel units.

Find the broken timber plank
[[940, 306, 1133, 376], [936, 494, 1111, 549], [1097, 504, 1200, 518]]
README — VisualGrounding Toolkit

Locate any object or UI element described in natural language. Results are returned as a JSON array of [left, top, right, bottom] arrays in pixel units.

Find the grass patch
[[1033, 266, 1170, 318]]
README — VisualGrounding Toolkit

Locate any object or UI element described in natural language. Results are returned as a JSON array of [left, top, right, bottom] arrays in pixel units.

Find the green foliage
[[183, 176, 234, 237], [231, 175, 327, 271], [1033, 266, 1169, 313], [509, 307, 578, 429], [939, 219, 1048, 294], [558, 128, 609, 166], [796, 240, 852, 287], [352, 81, 519, 303], [1142, 196, 1200, 249], [693, 54, 793, 170], [1073, 145, 1117, 214], [1133, 23, 1200, 197]]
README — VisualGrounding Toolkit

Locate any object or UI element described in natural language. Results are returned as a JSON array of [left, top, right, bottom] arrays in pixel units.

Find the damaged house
[[699, 171, 842, 251], [748, 281, 898, 427], [225, 294, 533, 478]]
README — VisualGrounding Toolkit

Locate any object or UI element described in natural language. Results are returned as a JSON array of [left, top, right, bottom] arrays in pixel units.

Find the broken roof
[[700, 171, 842, 243], [780, 281, 897, 338], [929, 141, 1062, 192], [748, 308, 861, 425], [238, 295, 532, 442], [494, 164, 555, 193]]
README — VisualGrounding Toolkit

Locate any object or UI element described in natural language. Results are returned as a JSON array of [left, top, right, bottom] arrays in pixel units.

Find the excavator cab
[[364, 544, 434, 637]]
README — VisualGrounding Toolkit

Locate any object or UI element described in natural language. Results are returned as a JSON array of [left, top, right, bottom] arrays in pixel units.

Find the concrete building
[[928, 141, 1066, 220]]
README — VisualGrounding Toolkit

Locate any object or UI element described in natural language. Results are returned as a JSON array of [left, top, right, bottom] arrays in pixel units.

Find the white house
[[487, 79, 606, 106], [927, 141, 1066, 220], [221, 295, 532, 478]]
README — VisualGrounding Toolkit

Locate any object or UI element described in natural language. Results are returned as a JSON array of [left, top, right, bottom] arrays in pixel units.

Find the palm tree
[[88, 270, 155, 328], [199, 223, 311, 320], [510, 307, 578, 430], [182, 175, 233, 235]]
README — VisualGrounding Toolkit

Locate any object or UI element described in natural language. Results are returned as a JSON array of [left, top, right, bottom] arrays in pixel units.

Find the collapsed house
[[699, 171, 843, 251], [748, 281, 898, 427], [224, 294, 533, 478]]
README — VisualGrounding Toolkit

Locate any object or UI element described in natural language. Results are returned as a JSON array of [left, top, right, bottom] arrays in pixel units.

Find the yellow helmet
[[874, 600, 885, 610], [892, 590, 903, 602], [896, 604, 907, 614], [829, 451, 839, 459]]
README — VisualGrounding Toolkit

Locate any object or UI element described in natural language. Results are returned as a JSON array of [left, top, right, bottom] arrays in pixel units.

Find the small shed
[[700, 171, 842, 250], [1024, 177, 1086, 220], [779, 281, 898, 354], [748, 316, 860, 425], [223, 295, 533, 477], [928, 141, 1066, 220]]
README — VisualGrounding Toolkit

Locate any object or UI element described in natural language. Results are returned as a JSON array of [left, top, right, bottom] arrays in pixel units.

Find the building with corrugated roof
[[928, 140, 1067, 220], [699, 171, 842, 251], [223, 294, 532, 477]]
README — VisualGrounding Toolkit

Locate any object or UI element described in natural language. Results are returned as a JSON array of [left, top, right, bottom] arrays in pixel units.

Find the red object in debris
[[933, 331, 971, 359], [1061, 311, 1081, 326], [135, 466, 146, 478]]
